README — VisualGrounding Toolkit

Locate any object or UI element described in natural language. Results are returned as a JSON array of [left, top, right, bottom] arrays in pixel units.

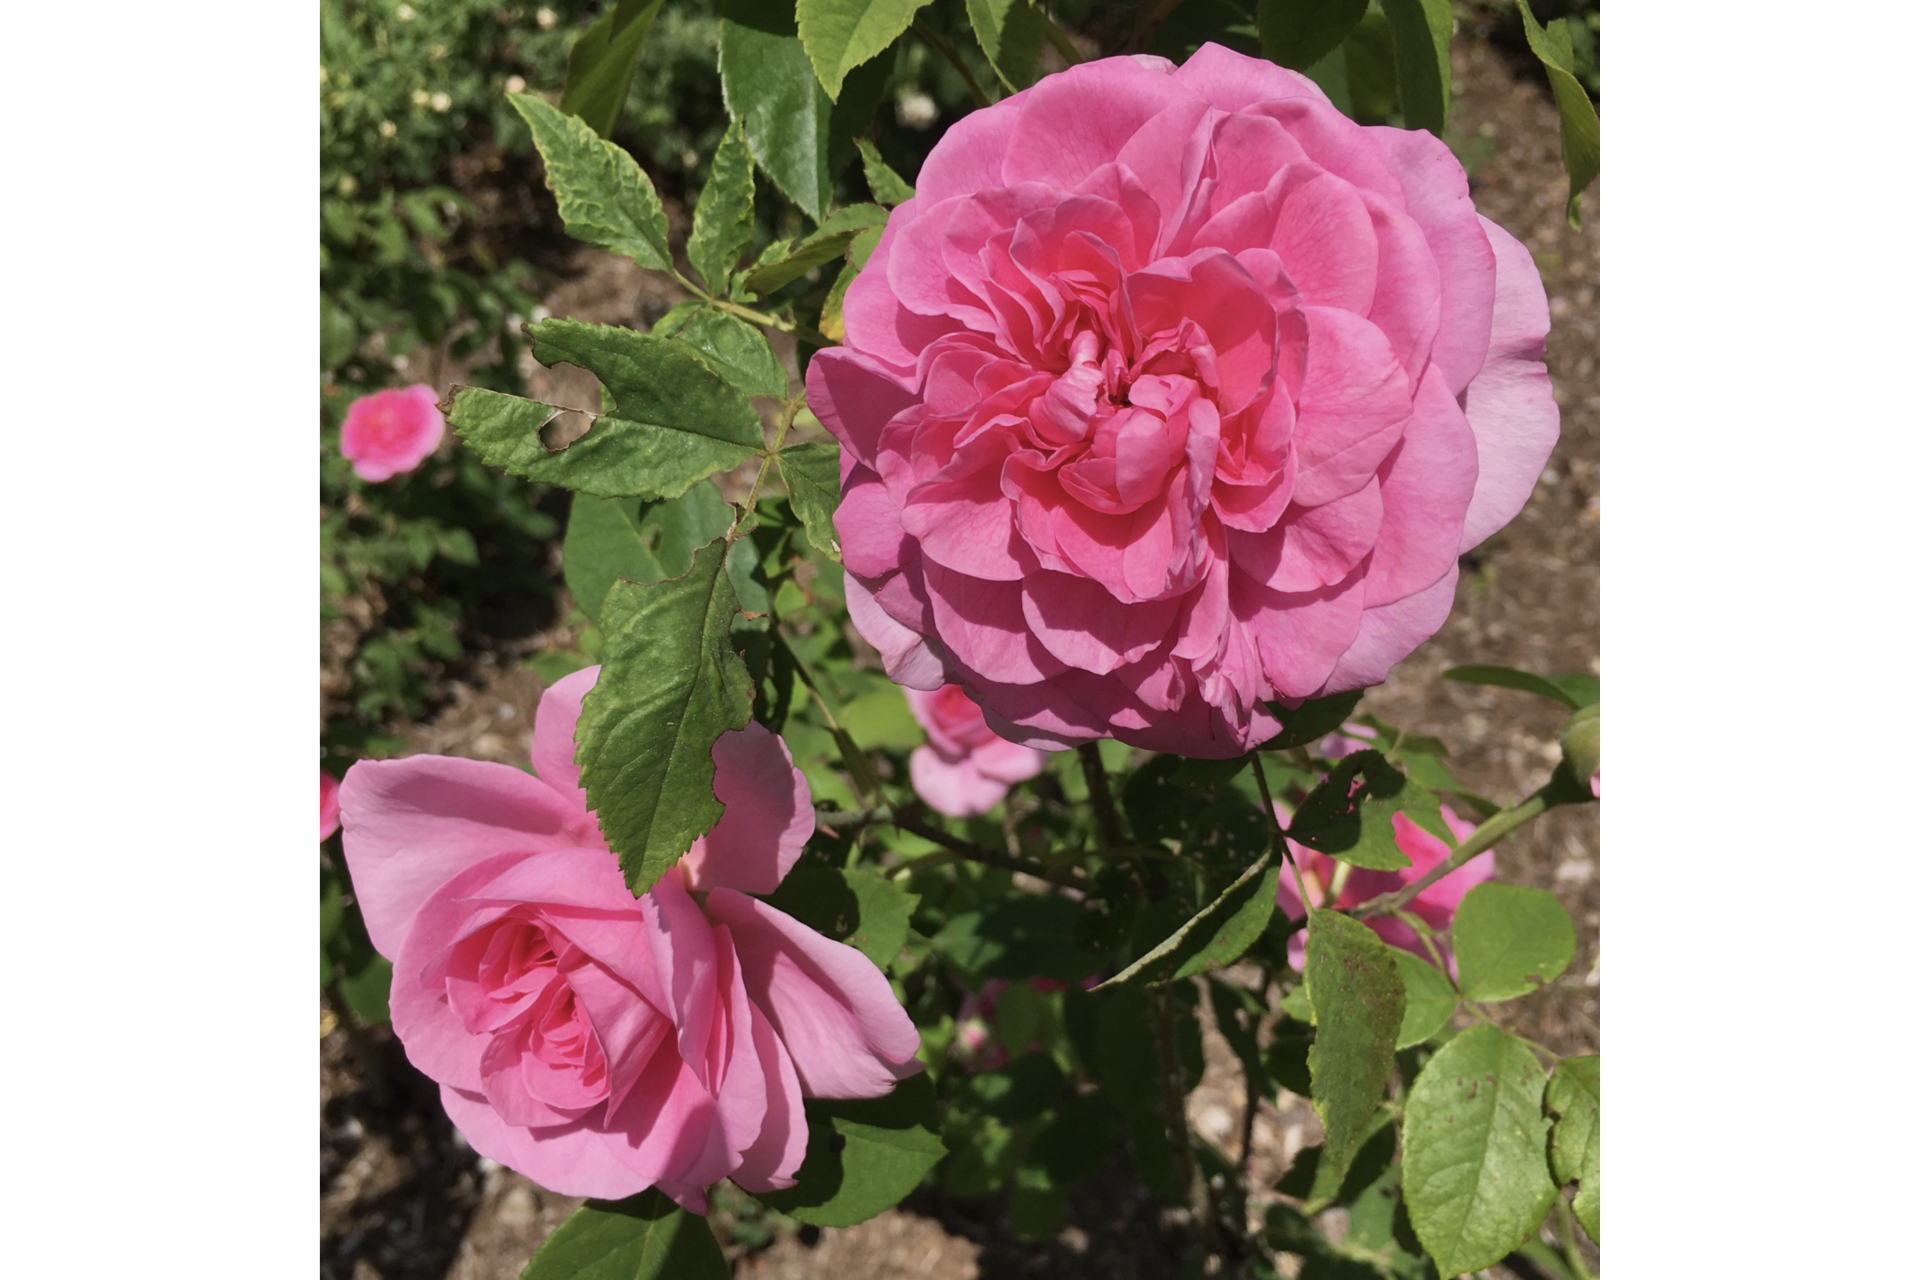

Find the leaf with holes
[[447, 319, 764, 499]]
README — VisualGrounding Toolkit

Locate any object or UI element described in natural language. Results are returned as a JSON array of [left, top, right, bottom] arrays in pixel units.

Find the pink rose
[[321, 770, 340, 841], [338, 667, 920, 1210], [339, 384, 445, 481], [808, 45, 1557, 758], [1274, 803, 1489, 971], [904, 684, 1050, 817]]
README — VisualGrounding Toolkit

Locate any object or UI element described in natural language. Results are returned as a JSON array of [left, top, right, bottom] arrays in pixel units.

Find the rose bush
[[338, 668, 920, 1210], [1274, 802, 1488, 969], [810, 43, 1559, 758], [904, 683, 1050, 817], [339, 384, 446, 482]]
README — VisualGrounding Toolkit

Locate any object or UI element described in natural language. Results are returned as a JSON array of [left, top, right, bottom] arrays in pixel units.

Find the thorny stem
[[1250, 752, 1314, 918], [913, 18, 994, 108], [1351, 785, 1555, 919]]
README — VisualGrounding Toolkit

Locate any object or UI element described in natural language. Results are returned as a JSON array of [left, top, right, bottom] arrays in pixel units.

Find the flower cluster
[[339, 668, 920, 1211], [810, 44, 1558, 758]]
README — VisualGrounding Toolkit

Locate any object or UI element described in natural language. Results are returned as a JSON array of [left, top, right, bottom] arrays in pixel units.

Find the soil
[[322, 37, 1598, 1280]]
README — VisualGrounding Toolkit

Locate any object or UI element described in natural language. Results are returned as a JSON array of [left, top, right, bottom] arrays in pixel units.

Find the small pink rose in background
[[948, 976, 1095, 1072], [339, 384, 445, 482], [904, 684, 1051, 817], [339, 667, 920, 1210], [1274, 803, 1488, 972], [1319, 722, 1378, 761], [811, 43, 1558, 758], [1588, 769, 1599, 798], [321, 770, 341, 841]]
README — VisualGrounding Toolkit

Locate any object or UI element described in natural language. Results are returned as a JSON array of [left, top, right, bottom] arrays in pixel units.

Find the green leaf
[[1546, 1054, 1598, 1191], [721, 0, 887, 221], [1443, 664, 1583, 710], [1287, 749, 1458, 871], [964, 1051, 1067, 1122], [520, 1188, 727, 1280], [856, 138, 914, 205], [577, 540, 754, 895], [1305, 911, 1405, 1181], [1255, 0, 1368, 72], [448, 320, 764, 500], [1452, 883, 1576, 1003], [1340, 9, 1399, 121], [1547, 672, 1600, 708], [1515, 0, 1600, 227], [336, 951, 393, 1023], [1403, 1024, 1557, 1276], [559, 0, 668, 139], [1259, 689, 1364, 751], [757, 1073, 945, 1226], [778, 441, 843, 562], [511, 93, 671, 270], [765, 866, 919, 969], [967, 0, 1045, 91], [1098, 853, 1278, 988], [1573, 1164, 1599, 1243], [1393, 947, 1457, 1049], [658, 307, 790, 400], [935, 895, 1104, 983], [797, 0, 931, 100], [563, 485, 733, 622], [741, 204, 891, 294], [688, 122, 757, 294], [1380, 0, 1451, 135]]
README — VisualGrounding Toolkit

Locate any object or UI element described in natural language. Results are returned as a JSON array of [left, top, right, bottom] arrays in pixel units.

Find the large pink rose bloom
[[340, 384, 445, 482], [809, 45, 1557, 757], [338, 668, 920, 1211], [904, 684, 1050, 817], [1274, 804, 1490, 970]]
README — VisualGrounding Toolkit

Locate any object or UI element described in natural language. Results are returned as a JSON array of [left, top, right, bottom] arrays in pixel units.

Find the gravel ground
[[321, 35, 1598, 1280]]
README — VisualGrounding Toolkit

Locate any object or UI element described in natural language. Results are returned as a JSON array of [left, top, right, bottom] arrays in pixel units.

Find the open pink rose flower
[[338, 667, 921, 1211], [339, 384, 446, 482], [1274, 803, 1489, 970], [809, 44, 1557, 757], [321, 770, 341, 841], [905, 684, 1050, 817]]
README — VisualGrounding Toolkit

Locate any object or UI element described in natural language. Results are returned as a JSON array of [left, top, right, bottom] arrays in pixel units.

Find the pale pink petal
[[439, 1083, 653, 1201], [1458, 217, 1559, 551], [706, 890, 922, 1100], [682, 723, 812, 896], [1363, 367, 1478, 607], [909, 747, 1013, 818], [529, 665, 599, 808], [339, 756, 596, 958], [1315, 563, 1461, 695], [1290, 306, 1413, 507], [845, 572, 947, 691], [1170, 41, 1330, 111]]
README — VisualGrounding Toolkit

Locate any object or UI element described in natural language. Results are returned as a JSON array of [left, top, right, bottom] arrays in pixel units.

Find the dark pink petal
[[1021, 570, 1181, 675], [806, 347, 920, 465], [1002, 55, 1200, 191], [1230, 480, 1384, 593], [846, 572, 947, 691], [321, 771, 341, 841]]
